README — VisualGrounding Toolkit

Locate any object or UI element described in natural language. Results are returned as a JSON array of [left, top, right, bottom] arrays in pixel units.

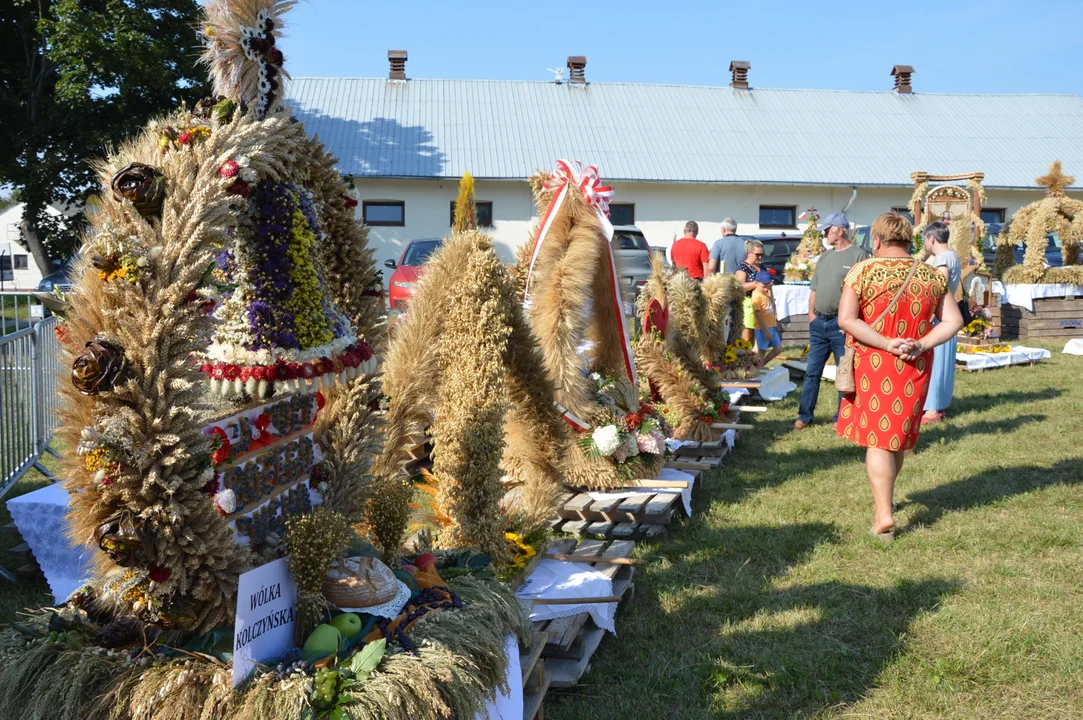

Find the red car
[[385, 238, 442, 312]]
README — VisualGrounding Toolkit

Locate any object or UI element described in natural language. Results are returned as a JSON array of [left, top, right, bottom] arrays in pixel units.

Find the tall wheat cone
[[701, 272, 744, 356], [431, 231, 514, 558]]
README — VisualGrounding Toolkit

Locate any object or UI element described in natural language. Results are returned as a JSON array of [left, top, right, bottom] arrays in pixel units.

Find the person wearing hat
[[795, 212, 870, 430], [751, 269, 782, 365]]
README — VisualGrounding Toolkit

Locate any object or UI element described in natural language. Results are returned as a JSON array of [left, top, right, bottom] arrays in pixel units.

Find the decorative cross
[[1036, 160, 1074, 197]]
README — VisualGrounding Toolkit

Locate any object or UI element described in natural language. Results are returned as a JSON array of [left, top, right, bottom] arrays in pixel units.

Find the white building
[[0, 203, 59, 291], [285, 57, 1083, 274]]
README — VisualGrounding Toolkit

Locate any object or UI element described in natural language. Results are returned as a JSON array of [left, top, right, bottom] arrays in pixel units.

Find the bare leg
[[865, 447, 898, 534], [742, 327, 755, 344], [762, 347, 782, 365]]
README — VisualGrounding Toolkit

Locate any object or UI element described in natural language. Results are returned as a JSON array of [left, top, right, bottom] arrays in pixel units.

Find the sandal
[[870, 528, 895, 542], [920, 412, 944, 427]]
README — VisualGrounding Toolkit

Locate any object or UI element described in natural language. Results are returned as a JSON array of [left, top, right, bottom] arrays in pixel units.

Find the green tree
[[0, 0, 209, 272]]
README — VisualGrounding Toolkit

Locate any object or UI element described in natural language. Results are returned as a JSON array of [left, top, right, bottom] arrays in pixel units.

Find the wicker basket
[[322, 556, 398, 608]]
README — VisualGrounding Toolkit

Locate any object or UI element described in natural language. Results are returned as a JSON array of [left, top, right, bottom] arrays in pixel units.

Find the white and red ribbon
[[524, 159, 637, 389]]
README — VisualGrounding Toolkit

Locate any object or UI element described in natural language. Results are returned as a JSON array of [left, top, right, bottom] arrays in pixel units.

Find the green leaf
[[467, 553, 493, 571], [349, 638, 386, 681]]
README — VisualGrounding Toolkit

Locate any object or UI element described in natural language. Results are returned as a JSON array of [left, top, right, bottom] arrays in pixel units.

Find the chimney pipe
[[567, 56, 587, 84], [729, 60, 751, 90], [891, 64, 914, 94], [388, 50, 407, 81]]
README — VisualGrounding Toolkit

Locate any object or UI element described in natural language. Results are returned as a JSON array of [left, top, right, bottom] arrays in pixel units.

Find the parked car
[[36, 255, 79, 293], [611, 225, 652, 314], [981, 224, 1063, 269], [384, 238, 442, 312], [741, 234, 800, 283]]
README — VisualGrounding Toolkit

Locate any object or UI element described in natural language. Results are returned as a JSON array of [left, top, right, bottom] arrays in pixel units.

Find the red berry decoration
[[227, 179, 251, 198], [177, 131, 192, 145], [148, 565, 172, 583]]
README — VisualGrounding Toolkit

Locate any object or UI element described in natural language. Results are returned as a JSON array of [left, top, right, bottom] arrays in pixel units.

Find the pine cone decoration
[[72, 338, 126, 395], [110, 162, 166, 218], [97, 616, 143, 649]]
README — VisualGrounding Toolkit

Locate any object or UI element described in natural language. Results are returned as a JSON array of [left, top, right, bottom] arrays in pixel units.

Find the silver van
[[611, 225, 652, 315]]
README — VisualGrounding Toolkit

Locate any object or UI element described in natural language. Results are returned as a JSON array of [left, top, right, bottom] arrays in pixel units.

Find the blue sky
[[279, 0, 1083, 96]]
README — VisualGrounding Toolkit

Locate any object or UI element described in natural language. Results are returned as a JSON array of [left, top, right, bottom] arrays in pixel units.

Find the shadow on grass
[[702, 578, 961, 719], [915, 413, 1047, 449], [905, 457, 1083, 528], [946, 387, 1064, 416]]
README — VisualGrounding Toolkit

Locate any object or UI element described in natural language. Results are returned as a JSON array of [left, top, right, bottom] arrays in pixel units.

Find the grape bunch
[[274, 659, 314, 680], [310, 667, 341, 711]]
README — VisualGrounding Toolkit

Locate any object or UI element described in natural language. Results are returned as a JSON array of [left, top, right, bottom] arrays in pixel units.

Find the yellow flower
[[84, 448, 109, 472], [505, 532, 536, 570], [188, 125, 211, 141]]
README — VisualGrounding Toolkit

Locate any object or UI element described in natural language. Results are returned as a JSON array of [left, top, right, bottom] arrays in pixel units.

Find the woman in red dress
[[836, 213, 963, 540]]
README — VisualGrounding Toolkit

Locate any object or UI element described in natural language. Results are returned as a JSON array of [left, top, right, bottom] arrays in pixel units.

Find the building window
[[608, 203, 635, 226], [449, 201, 493, 227], [759, 205, 796, 229], [890, 207, 915, 223], [981, 208, 1006, 224], [362, 201, 405, 227], [13, 254, 28, 270]]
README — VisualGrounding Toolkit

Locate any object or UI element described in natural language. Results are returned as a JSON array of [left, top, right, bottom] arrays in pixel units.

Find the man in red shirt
[[670, 221, 710, 279]]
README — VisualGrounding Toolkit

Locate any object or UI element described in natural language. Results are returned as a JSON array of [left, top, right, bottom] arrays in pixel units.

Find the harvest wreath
[[0, 2, 529, 719]]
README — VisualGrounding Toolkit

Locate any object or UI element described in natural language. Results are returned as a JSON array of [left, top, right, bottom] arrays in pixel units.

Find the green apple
[[302, 623, 344, 661], [331, 613, 363, 639]]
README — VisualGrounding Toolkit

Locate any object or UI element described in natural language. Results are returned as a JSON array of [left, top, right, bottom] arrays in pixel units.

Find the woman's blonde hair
[[871, 212, 913, 247], [744, 239, 764, 255]]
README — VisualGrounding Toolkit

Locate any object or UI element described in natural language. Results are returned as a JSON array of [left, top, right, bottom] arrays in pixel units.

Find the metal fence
[[0, 315, 61, 499], [0, 291, 48, 336]]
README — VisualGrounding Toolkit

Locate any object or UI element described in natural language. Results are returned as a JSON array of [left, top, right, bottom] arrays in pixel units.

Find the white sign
[[29, 305, 44, 319], [232, 557, 298, 687]]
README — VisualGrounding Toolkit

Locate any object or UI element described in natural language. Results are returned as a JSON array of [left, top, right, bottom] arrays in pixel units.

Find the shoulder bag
[[836, 258, 920, 394]]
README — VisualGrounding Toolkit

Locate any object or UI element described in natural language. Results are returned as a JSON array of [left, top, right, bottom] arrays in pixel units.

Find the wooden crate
[[778, 315, 810, 344], [530, 538, 637, 689], [1000, 296, 1083, 339], [520, 631, 551, 720]]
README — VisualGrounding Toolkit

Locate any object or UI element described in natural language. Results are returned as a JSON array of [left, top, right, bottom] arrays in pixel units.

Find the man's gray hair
[[721, 218, 738, 233], [684, 221, 699, 236], [924, 221, 951, 245]]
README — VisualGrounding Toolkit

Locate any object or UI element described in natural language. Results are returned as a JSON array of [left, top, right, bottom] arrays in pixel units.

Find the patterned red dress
[[836, 257, 947, 451]]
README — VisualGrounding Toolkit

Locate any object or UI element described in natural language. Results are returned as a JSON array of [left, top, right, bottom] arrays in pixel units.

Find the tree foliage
[[0, 0, 209, 269]]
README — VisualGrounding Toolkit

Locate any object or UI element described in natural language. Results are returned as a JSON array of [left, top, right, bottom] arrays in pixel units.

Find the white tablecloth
[[516, 560, 617, 635], [6, 482, 93, 603], [773, 285, 812, 321], [757, 366, 798, 401], [955, 345, 1051, 371], [991, 281, 1083, 312], [1063, 339, 1083, 356]]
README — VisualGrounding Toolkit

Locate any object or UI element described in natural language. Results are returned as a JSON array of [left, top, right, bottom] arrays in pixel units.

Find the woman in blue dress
[[921, 221, 961, 425]]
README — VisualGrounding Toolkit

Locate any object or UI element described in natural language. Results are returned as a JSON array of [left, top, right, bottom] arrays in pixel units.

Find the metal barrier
[[0, 315, 60, 500], [0, 291, 48, 336]]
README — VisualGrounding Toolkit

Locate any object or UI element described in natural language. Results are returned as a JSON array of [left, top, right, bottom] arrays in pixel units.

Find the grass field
[[548, 341, 1083, 719], [0, 343, 1079, 718]]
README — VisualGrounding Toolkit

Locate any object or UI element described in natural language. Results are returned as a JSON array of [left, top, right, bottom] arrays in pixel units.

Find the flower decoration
[[110, 163, 166, 219], [220, 159, 240, 178], [591, 425, 621, 456], [72, 338, 127, 395], [238, 8, 286, 117], [192, 95, 237, 124], [214, 488, 237, 515], [963, 318, 991, 339], [505, 532, 537, 572]]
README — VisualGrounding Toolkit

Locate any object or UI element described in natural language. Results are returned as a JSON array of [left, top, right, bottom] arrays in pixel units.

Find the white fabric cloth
[[773, 284, 812, 321], [955, 345, 1051, 371], [516, 560, 617, 635], [1063, 339, 1083, 356], [587, 467, 695, 517], [6, 482, 93, 603], [727, 387, 751, 404], [991, 281, 1083, 312], [334, 579, 412, 620], [478, 634, 523, 720], [757, 366, 798, 401]]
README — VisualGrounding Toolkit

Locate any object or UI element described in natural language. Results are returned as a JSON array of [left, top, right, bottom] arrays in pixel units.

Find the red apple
[[402, 564, 417, 576], [414, 553, 437, 571]]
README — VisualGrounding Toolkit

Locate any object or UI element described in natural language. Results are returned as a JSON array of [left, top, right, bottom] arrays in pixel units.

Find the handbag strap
[[869, 258, 921, 329]]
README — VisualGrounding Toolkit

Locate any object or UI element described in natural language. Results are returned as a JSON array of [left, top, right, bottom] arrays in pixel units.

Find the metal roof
[[285, 78, 1083, 189]]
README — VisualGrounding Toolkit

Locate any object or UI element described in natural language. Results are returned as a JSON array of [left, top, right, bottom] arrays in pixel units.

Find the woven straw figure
[[1002, 161, 1083, 284]]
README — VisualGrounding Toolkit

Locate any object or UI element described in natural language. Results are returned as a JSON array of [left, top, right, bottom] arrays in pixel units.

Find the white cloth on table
[[757, 366, 797, 401], [334, 579, 411, 619], [6, 482, 93, 603], [727, 387, 751, 404], [954, 345, 1051, 371], [516, 560, 616, 635], [991, 281, 1083, 312], [1063, 339, 1083, 356], [477, 634, 523, 720], [772, 284, 812, 321], [586, 467, 695, 517]]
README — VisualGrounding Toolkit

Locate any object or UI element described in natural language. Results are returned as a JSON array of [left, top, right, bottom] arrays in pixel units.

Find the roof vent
[[891, 64, 914, 94], [729, 60, 750, 90], [567, 56, 587, 84], [388, 50, 407, 81]]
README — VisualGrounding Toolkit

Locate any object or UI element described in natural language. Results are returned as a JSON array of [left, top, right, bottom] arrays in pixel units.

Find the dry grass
[[548, 341, 1083, 719]]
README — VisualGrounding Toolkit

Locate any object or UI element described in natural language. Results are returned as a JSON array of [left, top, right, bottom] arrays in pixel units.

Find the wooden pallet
[[521, 631, 550, 720], [530, 538, 636, 688], [550, 475, 690, 540]]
